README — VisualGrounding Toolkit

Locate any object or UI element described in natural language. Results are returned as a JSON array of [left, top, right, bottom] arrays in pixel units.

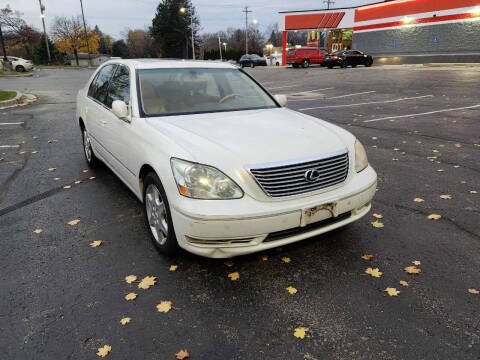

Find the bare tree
[[50, 16, 84, 65]]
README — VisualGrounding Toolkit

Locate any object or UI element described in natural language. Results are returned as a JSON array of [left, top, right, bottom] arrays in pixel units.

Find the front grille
[[248, 150, 349, 197]]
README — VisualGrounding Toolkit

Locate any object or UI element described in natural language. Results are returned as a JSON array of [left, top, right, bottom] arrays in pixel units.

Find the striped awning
[[285, 12, 345, 30]]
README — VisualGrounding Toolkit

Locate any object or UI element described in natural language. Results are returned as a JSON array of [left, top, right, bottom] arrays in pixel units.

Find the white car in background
[[267, 55, 282, 66], [0, 56, 34, 72], [75, 59, 377, 258]]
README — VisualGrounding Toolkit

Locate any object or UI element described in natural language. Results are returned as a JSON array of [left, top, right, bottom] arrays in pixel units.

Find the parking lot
[[1, 65, 479, 359]]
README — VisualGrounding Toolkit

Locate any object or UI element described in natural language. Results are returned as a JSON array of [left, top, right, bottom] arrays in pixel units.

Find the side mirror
[[112, 100, 129, 120], [274, 94, 287, 107]]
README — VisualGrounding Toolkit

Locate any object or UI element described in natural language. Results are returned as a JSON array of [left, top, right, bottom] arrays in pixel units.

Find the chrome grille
[[248, 150, 349, 197]]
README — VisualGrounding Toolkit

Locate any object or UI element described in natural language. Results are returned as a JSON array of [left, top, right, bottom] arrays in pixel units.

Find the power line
[[323, 0, 335, 10]]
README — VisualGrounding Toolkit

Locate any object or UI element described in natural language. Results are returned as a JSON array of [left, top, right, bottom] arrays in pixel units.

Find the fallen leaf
[[31, 151, 38, 154], [361, 254, 374, 260], [48, 167, 56, 172], [224, 260, 233, 267], [53, 177, 61, 181], [0, 157, 3, 161], [75, 180, 81, 184], [67, 219, 81, 226], [404, 266, 421, 274], [120, 317, 131, 325], [414, 198, 424, 203], [125, 292, 137, 301], [371, 220, 384, 228], [175, 349, 190, 359], [427, 214, 441, 220], [365, 267, 383, 278], [393, 148, 400, 151], [97, 345, 112, 357], [385, 287, 400, 296], [125, 275, 137, 284], [454, 143, 462, 148], [169, 265, 178, 271], [468, 289, 479, 295], [138, 276, 156, 289], [437, 169, 444, 172], [281, 257, 291, 263], [392, 158, 398, 161], [286, 286, 297, 294], [261, 255, 268, 261], [439, 194, 452, 200], [83, 169, 89, 173], [470, 190, 478, 194], [372, 213, 383, 219], [90, 240, 102, 248], [33, 229, 43, 234], [63, 185, 71, 189], [89, 176, 96, 180], [461, 181, 466, 184], [294, 327, 309, 339], [156, 301, 172, 312], [453, 165, 460, 168], [371, 136, 377, 140], [19, 151, 26, 154], [432, 149, 439, 153], [228, 272, 240, 281], [47, 139, 54, 144], [399, 280, 409, 287], [412, 260, 421, 265]]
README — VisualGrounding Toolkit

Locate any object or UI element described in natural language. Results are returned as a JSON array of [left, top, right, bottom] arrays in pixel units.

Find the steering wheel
[[218, 93, 243, 104]]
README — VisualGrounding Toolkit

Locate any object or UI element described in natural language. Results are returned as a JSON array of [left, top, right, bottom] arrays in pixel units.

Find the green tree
[[112, 39, 128, 58], [150, 0, 199, 58], [32, 35, 61, 64]]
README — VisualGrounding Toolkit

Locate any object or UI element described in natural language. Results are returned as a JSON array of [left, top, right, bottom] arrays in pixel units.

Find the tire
[[276, 62, 279, 66], [82, 127, 100, 167], [16, 65, 25, 72], [250, 62, 255, 68], [292, 64, 299, 68], [143, 172, 179, 256], [351, 64, 357, 68], [366, 61, 373, 67], [327, 65, 333, 69], [241, 63, 245, 68], [302, 59, 309, 68], [341, 62, 347, 68]]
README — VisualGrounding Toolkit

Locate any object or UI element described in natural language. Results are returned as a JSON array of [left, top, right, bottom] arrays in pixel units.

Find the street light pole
[[79, 0, 91, 66], [38, 0, 51, 64], [218, 36, 222, 61], [190, 14, 195, 60]]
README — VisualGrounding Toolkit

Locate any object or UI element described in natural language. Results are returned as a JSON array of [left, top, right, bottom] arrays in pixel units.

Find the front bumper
[[170, 165, 377, 258]]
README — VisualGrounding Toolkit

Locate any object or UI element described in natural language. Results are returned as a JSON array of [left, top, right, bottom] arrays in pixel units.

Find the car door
[[85, 64, 117, 161]]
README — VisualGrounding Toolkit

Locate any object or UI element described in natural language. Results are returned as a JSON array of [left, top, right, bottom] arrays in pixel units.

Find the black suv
[[239, 54, 267, 68]]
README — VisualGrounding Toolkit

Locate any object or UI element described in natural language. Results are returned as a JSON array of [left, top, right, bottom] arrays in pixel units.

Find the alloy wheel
[[83, 129, 92, 163], [145, 184, 169, 246]]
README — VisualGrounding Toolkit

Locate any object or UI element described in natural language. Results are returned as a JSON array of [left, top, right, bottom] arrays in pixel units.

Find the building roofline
[[278, 0, 386, 14]]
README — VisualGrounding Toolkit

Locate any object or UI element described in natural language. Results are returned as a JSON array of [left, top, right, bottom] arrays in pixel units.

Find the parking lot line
[[364, 104, 480, 123], [298, 95, 434, 111], [267, 84, 302, 90], [0, 122, 24, 126], [0, 145, 20, 148], [326, 91, 376, 99]]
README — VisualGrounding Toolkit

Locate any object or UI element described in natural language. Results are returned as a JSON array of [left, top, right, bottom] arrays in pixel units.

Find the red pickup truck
[[286, 47, 328, 68]]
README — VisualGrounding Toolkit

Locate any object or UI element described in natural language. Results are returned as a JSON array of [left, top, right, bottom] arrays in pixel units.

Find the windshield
[[138, 68, 277, 116]]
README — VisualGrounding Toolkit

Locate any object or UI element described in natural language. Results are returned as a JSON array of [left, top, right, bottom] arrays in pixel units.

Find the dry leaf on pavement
[[33, 229, 43, 234], [404, 266, 421, 274], [372, 213, 383, 219], [83, 169, 89, 173], [169, 265, 178, 271], [361, 254, 374, 260], [399, 280, 409, 287], [75, 180, 81, 184], [286, 286, 297, 294], [175, 349, 190, 359], [228, 272, 240, 281], [414, 198, 424, 202], [54, 177, 61, 181], [439, 194, 452, 199], [125, 275, 137, 284], [470, 190, 478, 194], [281, 257, 291, 263], [63, 185, 71, 189], [261, 255, 268, 261], [67, 219, 81, 226], [468, 289, 479, 295], [294, 327, 309, 339], [385, 287, 400, 296], [125, 292, 137, 301], [138, 276, 156, 289], [365, 267, 382, 278], [427, 214, 441, 220], [48, 167, 56, 172], [89, 176, 96, 180], [120, 317, 131, 325], [90, 240, 102, 248], [96, 345, 112, 357], [412, 260, 421, 265], [156, 301, 172, 313], [371, 220, 384, 228]]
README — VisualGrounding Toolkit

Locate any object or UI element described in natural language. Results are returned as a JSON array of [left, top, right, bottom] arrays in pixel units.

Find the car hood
[[145, 107, 352, 169]]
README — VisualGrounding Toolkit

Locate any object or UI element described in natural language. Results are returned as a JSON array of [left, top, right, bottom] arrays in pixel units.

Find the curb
[[0, 91, 22, 108], [0, 72, 34, 77], [0, 92, 37, 109]]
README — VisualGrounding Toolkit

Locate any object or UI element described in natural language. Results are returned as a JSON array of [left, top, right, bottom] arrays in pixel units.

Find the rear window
[[288, 50, 294, 55]]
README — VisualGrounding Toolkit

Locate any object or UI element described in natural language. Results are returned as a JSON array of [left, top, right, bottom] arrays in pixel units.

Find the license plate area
[[301, 202, 338, 227]]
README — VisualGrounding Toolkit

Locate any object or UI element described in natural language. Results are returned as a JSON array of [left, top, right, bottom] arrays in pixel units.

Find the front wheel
[[16, 65, 25, 72], [276, 62, 279, 66], [302, 59, 309, 68], [366, 61, 373, 67], [143, 172, 179, 256], [250, 62, 255, 68], [82, 127, 100, 167], [327, 65, 333, 69]]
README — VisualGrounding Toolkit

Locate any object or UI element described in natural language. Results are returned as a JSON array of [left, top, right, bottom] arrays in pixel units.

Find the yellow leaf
[[83, 169, 89, 173], [371, 137, 377, 140], [125, 275, 137, 284], [439, 194, 452, 200], [437, 169, 444, 172], [453, 165, 460, 168], [67, 219, 81, 226], [393, 148, 400, 151], [371, 220, 384, 228], [454, 143, 462, 148], [156, 301, 172, 313], [96, 345, 112, 357], [372, 213, 383, 219], [365, 267, 382, 278], [125, 292, 137, 301], [63, 185, 71, 189], [261, 255, 268, 261], [175, 349, 190, 359], [399, 280, 409, 287], [414, 198, 424, 202], [293, 327, 309, 339], [31, 151, 38, 154], [47, 139, 55, 144], [385, 287, 400, 296], [33, 229, 43, 234], [138, 276, 156, 289], [89, 176, 96, 180], [468, 288, 479, 295], [432, 149, 439, 153], [19, 151, 26, 154], [427, 214, 441, 220], [48, 167, 56, 172], [90, 240, 102, 248], [361, 254, 373, 260], [120, 317, 131, 325], [75, 180, 81, 184], [412, 260, 421, 265], [470, 190, 478, 194], [392, 158, 398, 161], [228, 272, 240, 281], [404, 266, 421, 274], [169, 265, 178, 271], [54, 177, 61, 181], [286, 286, 297, 294], [224, 260, 234, 267], [281, 257, 291, 263]]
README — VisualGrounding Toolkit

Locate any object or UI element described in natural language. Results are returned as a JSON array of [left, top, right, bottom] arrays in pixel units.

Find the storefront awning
[[285, 12, 345, 30]]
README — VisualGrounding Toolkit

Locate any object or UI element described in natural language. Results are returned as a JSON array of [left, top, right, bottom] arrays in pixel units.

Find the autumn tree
[[50, 15, 99, 65], [126, 29, 155, 58]]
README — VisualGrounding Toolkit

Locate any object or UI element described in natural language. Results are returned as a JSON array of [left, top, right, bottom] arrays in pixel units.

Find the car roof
[[103, 58, 237, 70]]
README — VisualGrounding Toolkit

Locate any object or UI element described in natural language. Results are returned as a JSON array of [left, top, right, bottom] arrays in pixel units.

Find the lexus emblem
[[304, 169, 321, 182]]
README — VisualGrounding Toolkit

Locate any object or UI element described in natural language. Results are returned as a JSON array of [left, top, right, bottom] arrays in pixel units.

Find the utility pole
[[0, 25, 8, 62], [190, 13, 195, 59], [79, 0, 91, 66], [218, 36, 222, 61], [323, 0, 335, 9], [38, 0, 51, 64], [242, 6, 252, 54]]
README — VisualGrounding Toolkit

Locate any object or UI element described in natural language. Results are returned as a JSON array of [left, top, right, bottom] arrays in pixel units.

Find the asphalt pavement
[[0, 65, 479, 359]]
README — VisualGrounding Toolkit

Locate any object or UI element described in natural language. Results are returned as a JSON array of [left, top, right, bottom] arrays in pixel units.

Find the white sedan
[[76, 59, 377, 258]]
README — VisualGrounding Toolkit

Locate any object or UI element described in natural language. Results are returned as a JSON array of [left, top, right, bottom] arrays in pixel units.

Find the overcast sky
[[3, 0, 373, 39]]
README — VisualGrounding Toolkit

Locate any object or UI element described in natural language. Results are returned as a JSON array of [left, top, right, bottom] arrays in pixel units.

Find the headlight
[[354, 140, 368, 173], [171, 158, 243, 199]]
